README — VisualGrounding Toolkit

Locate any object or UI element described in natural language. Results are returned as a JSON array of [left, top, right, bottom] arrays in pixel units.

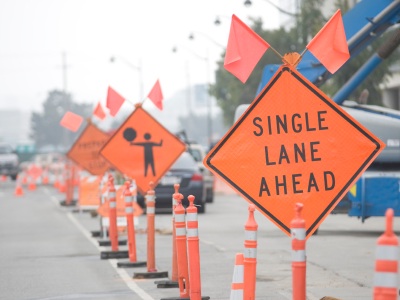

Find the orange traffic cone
[[14, 177, 24, 196], [373, 208, 399, 300], [1, 175, 7, 181], [230, 253, 244, 300], [28, 177, 36, 191]]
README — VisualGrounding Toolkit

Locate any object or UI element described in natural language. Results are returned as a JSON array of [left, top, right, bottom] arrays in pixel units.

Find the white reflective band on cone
[[374, 272, 399, 287], [232, 265, 244, 283], [292, 250, 306, 262], [230, 290, 243, 300], [245, 230, 257, 241], [186, 212, 197, 221], [146, 207, 155, 214], [176, 227, 186, 236], [146, 195, 155, 202], [376, 245, 399, 260], [244, 247, 257, 258], [124, 195, 133, 203], [125, 207, 133, 214], [109, 202, 116, 208], [109, 191, 116, 198], [186, 228, 198, 237], [175, 214, 185, 223], [291, 228, 306, 240]]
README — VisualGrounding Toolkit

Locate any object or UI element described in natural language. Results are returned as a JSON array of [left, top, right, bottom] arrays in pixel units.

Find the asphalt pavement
[[1, 178, 400, 300]]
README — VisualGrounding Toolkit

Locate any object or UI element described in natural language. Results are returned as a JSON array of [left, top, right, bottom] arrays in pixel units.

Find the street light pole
[[109, 56, 144, 101]]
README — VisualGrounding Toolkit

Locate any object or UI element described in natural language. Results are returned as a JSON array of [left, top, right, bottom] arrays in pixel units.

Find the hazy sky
[[0, 0, 285, 113]]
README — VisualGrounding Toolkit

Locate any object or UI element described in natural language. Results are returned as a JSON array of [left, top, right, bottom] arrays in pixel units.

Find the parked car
[[136, 151, 207, 213], [186, 143, 215, 203], [0, 143, 19, 180]]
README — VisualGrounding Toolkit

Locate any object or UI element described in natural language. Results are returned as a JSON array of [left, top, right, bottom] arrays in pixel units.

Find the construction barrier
[[373, 208, 399, 300], [244, 204, 258, 300], [230, 253, 244, 300], [291, 203, 306, 300]]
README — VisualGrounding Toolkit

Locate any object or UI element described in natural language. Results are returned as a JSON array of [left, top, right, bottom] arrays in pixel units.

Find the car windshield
[[0, 145, 13, 154], [187, 149, 202, 162], [172, 152, 197, 169]]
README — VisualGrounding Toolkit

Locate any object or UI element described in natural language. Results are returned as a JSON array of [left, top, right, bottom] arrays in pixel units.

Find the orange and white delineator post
[[116, 180, 146, 268], [171, 184, 180, 282], [145, 181, 158, 272], [174, 192, 190, 298], [124, 181, 137, 261], [244, 204, 258, 300], [230, 253, 245, 300], [186, 195, 203, 300], [373, 208, 399, 300], [108, 177, 119, 252], [154, 184, 180, 288], [291, 203, 306, 300], [133, 181, 168, 279]]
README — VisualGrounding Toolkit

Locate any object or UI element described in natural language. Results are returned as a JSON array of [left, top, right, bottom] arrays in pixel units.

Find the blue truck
[[235, 0, 400, 222]]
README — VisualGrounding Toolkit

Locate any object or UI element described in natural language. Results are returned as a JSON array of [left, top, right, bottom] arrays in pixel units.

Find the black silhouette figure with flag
[[123, 127, 163, 176]]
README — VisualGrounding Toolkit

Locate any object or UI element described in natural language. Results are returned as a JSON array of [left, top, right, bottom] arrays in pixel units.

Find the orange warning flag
[[67, 122, 110, 175], [93, 102, 106, 120], [60, 111, 83, 132], [224, 14, 270, 83], [306, 9, 349, 74], [147, 79, 163, 110], [106, 86, 125, 116]]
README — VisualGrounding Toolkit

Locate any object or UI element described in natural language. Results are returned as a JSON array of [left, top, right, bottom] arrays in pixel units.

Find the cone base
[[160, 296, 210, 300], [100, 250, 129, 259], [117, 260, 147, 268], [154, 279, 179, 288], [60, 199, 77, 206], [98, 239, 127, 246], [133, 270, 168, 279]]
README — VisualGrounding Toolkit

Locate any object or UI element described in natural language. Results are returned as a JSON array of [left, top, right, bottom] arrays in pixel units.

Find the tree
[[30, 89, 92, 153]]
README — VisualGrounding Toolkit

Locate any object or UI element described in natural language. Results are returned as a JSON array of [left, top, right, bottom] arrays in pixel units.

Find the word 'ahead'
[[204, 65, 384, 239]]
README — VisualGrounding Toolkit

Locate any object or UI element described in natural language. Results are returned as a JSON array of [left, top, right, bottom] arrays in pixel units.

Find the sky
[[0, 0, 288, 114]]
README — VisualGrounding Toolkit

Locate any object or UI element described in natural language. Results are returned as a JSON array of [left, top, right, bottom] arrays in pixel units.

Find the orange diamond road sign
[[67, 122, 111, 176], [100, 105, 186, 195], [204, 65, 385, 239]]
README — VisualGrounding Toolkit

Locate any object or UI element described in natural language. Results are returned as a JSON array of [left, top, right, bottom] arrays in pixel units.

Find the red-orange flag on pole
[[147, 79, 163, 110], [106, 86, 125, 116], [93, 102, 106, 120], [306, 9, 349, 74], [224, 14, 270, 83], [60, 111, 83, 132]]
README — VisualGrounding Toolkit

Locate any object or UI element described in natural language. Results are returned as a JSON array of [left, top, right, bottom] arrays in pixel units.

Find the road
[[0, 179, 399, 300]]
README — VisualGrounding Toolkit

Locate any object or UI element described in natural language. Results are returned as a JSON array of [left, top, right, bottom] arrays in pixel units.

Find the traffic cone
[[14, 176, 24, 196], [28, 176, 36, 191], [244, 204, 258, 300], [291, 203, 306, 300], [230, 253, 244, 300], [1, 175, 7, 181], [373, 208, 399, 300]]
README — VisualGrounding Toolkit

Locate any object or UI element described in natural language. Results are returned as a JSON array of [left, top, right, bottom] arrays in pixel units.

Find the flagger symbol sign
[[100, 106, 186, 195]]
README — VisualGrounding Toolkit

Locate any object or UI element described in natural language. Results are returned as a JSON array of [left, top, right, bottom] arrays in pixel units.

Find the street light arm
[[189, 31, 225, 50]]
